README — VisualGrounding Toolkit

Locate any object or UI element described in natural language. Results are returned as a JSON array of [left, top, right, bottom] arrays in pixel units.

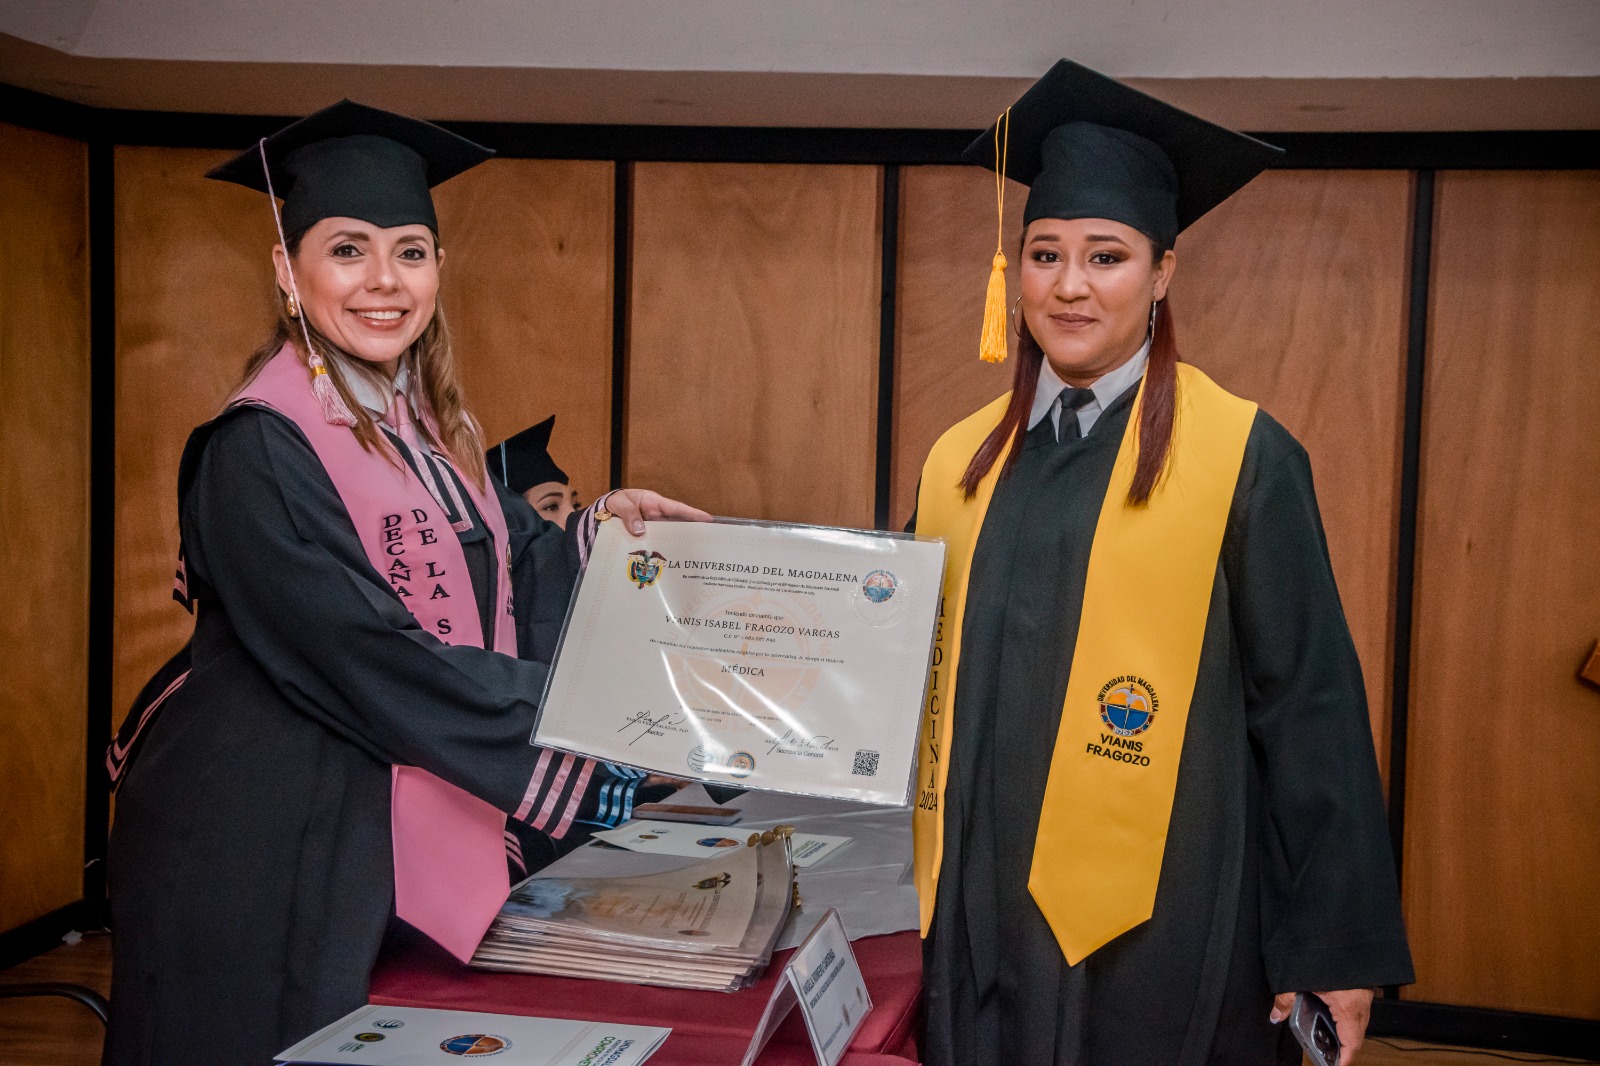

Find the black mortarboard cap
[[206, 99, 493, 238], [487, 417, 569, 494], [961, 60, 1283, 248]]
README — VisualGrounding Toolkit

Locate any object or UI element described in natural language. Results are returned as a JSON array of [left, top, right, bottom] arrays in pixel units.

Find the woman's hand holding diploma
[[602, 489, 712, 535]]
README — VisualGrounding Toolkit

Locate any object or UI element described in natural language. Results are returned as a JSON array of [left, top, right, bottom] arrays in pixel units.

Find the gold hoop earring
[[1010, 296, 1023, 337], [286, 293, 300, 319]]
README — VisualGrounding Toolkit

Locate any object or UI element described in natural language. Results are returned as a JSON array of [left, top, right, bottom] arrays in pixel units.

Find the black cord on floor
[[1368, 1036, 1599, 1063]]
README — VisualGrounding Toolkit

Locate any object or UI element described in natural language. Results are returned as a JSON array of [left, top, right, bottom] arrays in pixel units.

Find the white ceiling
[[2, 0, 1597, 129]]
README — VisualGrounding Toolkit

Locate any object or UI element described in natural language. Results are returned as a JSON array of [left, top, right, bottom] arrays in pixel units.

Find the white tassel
[[256, 137, 357, 429], [308, 350, 357, 427]]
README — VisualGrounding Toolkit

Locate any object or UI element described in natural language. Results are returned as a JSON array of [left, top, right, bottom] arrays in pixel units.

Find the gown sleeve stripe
[[106, 669, 191, 786], [593, 777, 621, 826], [172, 550, 191, 610], [529, 753, 578, 830], [579, 765, 651, 829], [549, 758, 597, 838], [616, 774, 642, 824], [512, 746, 557, 822], [503, 830, 526, 878]]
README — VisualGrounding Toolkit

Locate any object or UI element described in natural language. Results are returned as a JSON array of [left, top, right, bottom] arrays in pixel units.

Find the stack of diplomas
[[471, 836, 794, 991]]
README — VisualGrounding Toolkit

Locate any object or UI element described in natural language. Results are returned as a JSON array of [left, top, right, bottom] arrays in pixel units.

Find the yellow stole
[[912, 363, 1257, 964]]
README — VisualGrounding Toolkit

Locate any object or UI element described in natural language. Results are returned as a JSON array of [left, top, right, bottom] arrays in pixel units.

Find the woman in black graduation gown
[[103, 102, 707, 1066], [911, 63, 1413, 1065]]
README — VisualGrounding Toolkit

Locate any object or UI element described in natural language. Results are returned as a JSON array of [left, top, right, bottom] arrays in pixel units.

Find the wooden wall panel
[[113, 153, 615, 728], [433, 159, 614, 499], [1404, 171, 1600, 1019], [1174, 170, 1412, 774], [0, 122, 90, 931], [890, 167, 1025, 530], [113, 146, 278, 729], [626, 163, 881, 528], [891, 167, 1409, 769]]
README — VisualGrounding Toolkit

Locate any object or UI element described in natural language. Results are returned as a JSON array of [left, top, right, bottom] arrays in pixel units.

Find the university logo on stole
[[1086, 676, 1160, 767], [1096, 675, 1159, 737], [626, 549, 667, 588]]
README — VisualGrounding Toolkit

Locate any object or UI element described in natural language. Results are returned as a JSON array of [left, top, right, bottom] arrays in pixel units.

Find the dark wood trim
[[0, 82, 99, 140], [1257, 130, 1600, 170], [873, 164, 899, 531], [1371, 997, 1600, 1059], [609, 161, 632, 489], [1385, 170, 1434, 921], [0, 901, 96, 972], [82, 137, 116, 924], [3, 83, 1597, 168]]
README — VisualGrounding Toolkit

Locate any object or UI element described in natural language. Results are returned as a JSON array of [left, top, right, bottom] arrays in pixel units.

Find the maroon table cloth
[[368, 928, 923, 1066]]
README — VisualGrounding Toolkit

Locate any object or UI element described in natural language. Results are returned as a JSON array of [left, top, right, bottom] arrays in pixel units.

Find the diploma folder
[[532, 518, 946, 807], [276, 1004, 669, 1065]]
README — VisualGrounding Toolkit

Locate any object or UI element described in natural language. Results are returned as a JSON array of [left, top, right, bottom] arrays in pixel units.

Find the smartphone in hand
[[1289, 993, 1341, 1066]]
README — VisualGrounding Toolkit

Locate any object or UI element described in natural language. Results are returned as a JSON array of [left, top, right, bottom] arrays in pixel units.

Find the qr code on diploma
[[852, 749, 880, 776]]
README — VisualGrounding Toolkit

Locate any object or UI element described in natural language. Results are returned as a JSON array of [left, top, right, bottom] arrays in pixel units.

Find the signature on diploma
[[765, 729, 841, 757], [616, 710, 688, 746]]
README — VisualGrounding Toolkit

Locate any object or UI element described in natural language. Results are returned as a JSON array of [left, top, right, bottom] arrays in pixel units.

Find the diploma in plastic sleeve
[[531, 519, 946, 806]]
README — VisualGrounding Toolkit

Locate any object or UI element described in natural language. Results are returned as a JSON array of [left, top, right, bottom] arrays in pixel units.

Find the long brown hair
[[958, 260, 1181, 507], [234, 235, 488, 489]]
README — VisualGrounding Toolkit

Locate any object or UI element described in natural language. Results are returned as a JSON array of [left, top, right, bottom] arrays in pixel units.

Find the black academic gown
[[920, 387, 1414, 1066], [494, 480, 575, 664], [104, 407, 579, 1066]]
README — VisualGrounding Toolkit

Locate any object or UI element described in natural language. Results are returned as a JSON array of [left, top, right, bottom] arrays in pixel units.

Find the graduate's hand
[[604, 489, 713, 536], [1270, 988, 1373, 1064]]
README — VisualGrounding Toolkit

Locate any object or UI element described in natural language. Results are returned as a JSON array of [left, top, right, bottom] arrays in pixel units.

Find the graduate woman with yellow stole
[[912, 62, 1413, 1065]]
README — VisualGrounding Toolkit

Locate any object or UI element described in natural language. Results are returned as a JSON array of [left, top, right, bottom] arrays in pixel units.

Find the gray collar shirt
[[1026, 338, 1151, 440]]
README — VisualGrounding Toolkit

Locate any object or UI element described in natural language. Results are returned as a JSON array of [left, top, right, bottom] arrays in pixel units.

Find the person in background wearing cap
[[909, 62, 1413, 1065], [489, 415, 583, 528], [101, 101, 709, 1066], [486, 415, 583, 661]]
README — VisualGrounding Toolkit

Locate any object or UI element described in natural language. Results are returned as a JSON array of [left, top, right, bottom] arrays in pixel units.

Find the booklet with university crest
[[276, 1004, 668, 1064]]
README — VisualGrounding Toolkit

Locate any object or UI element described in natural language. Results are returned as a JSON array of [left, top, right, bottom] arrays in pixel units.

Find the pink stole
[[236, 346, 516, 962]]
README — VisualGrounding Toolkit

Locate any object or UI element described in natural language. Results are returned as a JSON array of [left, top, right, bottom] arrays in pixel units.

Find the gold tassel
[[979, 251, 1009, 363], [978, 107, 1011, 363]]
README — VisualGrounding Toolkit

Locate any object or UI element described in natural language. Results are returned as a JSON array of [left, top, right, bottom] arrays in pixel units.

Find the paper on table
[[592, 820, 852, 869], [787, 834, 851, 868], [655, 784, 920, 950], [277, 1004, 668, 1065], [538, 784, 922, 951]]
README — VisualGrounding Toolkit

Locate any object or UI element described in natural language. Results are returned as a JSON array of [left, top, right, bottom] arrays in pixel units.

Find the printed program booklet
[[276, 1004, 669, 1065]]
